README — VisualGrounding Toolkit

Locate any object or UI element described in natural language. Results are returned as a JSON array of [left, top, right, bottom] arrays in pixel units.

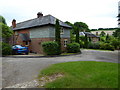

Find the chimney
[[37, 12, 43, 18], [12, 19, 16, 28], [96, 32, 98, 36]]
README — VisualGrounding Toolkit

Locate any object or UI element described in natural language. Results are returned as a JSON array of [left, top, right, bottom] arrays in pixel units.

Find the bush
[[67, 43, 80, 53], [110, 39, 120, 49], [79, 40, 85, 48], [42, 41, 60, 55], [0, 42, 12, 55], [100, 43, 114, 51], [88, 42, 100, 49]]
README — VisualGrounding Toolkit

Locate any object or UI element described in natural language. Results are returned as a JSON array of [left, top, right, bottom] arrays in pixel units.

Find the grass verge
[[38, 61, 118, 88], [85, 49, 113, 51]]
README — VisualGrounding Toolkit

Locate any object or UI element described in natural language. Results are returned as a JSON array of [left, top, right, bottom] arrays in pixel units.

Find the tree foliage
[[100, 31, 106, 37], [0, 16, 13, 43], [110, 38, 120, 49], [42, 41, 60, 55], [67, 42, 80, 53], [55, 19, 61, 54], [65, 21, 74, 27], [0, 42, 12, 55], [65, 21, 75, 42], [0, 15, 7, 25], [106, 34, 110, 41], [0, 23, 13, 38], [84, 34, 88, 48], [74, 22, 90, 32], [75, 26, 79, 43], [112, 28, 120, 39]]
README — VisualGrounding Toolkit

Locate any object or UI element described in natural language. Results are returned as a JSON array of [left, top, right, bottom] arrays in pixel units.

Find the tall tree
[[100, 31, 106, 37], [0, 16, 13, 43], [84, 34, 88, 48], [74, 26, 79, 43], [112, 28, 120, 39], [65, 21, 75, 42], [0, 15, 7, 25], [0, 23, 12, 38], [106, 33, 110, 41], [55, 19, 61, 53], [74, 22, 90, 32]]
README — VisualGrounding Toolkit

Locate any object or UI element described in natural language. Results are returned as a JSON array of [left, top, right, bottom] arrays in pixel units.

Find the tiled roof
[[84, 32, 100, 37], [79, 32, 100, 37], [12, 15, 72, 30]]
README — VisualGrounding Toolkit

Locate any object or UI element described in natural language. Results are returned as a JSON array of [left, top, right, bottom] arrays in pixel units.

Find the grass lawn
[[61, 52, 80, 55], [38, 61, 118, 88]]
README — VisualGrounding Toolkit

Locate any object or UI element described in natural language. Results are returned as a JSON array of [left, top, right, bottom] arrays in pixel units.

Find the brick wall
[[30, 38, 52, 54], [13, 29, 30, 45], [12, 28, 70, 54], [30, 38, 70, 54]]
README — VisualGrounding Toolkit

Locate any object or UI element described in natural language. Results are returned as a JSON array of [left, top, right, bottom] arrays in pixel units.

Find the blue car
[[12, 45, 29, 55]]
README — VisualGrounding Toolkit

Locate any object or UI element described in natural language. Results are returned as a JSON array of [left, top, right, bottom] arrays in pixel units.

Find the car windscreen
[[16, 45, 22, 48]]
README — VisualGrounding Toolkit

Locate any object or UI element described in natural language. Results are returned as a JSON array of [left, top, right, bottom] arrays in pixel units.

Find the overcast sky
[[0, 0, 119, 29]]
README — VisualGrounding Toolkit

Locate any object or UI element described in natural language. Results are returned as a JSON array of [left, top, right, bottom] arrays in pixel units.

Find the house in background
[[118, 1, 120, 28], [91, 30, 116, 36], [79, 32, 100, 42], [11, 12, 72, 54]]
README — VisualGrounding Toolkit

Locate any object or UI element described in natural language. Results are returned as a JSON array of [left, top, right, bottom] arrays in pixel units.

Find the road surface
[[2, 49, 119, 88]]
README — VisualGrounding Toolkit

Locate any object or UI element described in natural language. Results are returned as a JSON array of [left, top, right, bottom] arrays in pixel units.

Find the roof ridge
[[16, 15, 51, 25], [47, 15, 71, 26], [47, 14, 53, 24], [12, 14, 72, 30], [16, 18, 37, 25]]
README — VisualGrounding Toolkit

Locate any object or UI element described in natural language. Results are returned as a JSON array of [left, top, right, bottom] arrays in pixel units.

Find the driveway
[[2, 49, 119, 88]]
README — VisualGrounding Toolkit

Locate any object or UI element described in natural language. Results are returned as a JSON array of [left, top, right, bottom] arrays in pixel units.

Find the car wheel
[[12, 50, 17, 55], [15, 51, 18, 55]]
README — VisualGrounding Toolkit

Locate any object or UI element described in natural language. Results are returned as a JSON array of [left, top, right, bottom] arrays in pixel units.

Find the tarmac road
[[2, 49, 119, 88]]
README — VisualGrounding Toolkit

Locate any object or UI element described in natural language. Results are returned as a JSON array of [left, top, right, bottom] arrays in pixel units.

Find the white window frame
[[64, 39, 68, 47], [14, 31, 18, 35], [60, 27, 64, 34]]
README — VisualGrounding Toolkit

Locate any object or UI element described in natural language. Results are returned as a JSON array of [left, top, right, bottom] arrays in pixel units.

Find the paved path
[[2, 49, 119, 88]]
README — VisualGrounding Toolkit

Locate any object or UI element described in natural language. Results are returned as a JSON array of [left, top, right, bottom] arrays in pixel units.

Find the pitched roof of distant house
[[79, 32, 100, 38], [12, 14, 72, 30]]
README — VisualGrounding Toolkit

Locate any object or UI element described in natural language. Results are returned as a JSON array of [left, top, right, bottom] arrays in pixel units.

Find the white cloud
[[0, 0, 119, 28]]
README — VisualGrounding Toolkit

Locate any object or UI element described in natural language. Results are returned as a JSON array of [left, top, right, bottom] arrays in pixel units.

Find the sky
[[0, 0, 119, 29]]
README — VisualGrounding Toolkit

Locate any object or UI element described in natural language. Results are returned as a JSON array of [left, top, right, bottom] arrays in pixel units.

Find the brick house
[[79, 32, 100, 42], [11, 13, 72, 54]]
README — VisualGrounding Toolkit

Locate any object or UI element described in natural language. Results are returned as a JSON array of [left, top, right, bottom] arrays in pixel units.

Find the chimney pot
[[37, 12, 43, 18], [12, 19, 16, 28], [96, 32, 98, 36]]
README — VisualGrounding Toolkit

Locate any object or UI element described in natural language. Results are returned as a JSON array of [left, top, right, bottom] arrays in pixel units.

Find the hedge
[[100, 42, 114, 51], [88, 42, 100, 49], [0, 42, 12, 55], [67, 43, 80, 53], [42, 41, 60, 55]]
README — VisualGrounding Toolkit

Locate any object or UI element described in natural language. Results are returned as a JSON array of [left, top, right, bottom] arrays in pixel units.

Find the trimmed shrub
[[42, 41, 60, 55], [0, 42, 12, 55], [88, 42, 100, 49], [110, 39, 120, 49], [67, 43, 80, 53], [100, 43, 114, 51], [79, 40, 85, 48]]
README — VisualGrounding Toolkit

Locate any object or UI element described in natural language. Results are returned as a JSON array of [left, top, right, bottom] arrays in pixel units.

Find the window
[[25, 41, 28, 45], [60, 27, 64, 34], [14, 31, 18, 35], [64, 39, 68, 47]]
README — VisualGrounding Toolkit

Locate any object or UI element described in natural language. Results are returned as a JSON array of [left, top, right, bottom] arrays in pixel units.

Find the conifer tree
[[55, 19, 61, 54]]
